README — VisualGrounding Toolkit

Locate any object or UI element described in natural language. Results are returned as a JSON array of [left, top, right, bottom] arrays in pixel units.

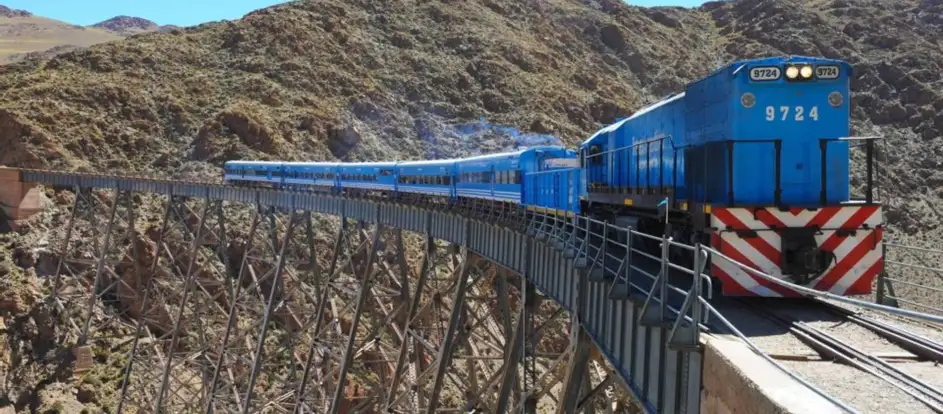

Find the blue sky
[[3, 0, 707, 27]]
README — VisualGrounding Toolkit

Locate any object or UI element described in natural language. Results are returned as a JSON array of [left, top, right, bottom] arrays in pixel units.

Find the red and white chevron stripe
[[710, 205, 884, 297]]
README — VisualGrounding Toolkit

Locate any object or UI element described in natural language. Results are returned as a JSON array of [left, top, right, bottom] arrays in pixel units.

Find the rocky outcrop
[[0, 5, 31, 18], [90, 16, 160, 35]]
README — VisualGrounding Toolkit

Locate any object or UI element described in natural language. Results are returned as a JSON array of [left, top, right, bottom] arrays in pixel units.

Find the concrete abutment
[[700, 335, 844, 414], [0, 167, 42, 230]]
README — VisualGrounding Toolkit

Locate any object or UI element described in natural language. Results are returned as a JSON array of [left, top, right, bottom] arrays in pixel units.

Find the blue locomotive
[[579, 55, 882, 297], [223, 55, 883, 298]]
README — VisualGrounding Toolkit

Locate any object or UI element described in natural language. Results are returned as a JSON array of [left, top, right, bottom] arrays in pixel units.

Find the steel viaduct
[[0, 167, 940, 414]]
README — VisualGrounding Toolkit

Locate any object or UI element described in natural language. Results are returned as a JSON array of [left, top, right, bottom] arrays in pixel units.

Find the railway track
[[735, 297, 943, 413]]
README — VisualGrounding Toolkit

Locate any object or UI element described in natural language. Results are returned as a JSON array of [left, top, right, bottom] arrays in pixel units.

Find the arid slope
[[0, 7, 123, 64], [0, 5, 173, 64]]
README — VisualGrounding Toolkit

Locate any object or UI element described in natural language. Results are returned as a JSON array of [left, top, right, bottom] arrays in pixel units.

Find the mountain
[[0, 5, 30, 17], [1, 0, 942, 411], [0, 6, 123, 64], [90, 15, 179, 35], [0, 7, 178, 64]]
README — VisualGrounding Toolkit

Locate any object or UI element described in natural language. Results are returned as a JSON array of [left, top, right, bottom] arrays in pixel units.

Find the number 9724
[[766, 105, 819, 122]]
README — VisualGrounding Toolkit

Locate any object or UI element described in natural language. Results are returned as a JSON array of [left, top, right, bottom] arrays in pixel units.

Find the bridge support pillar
[[0, 167, 41, 229], [32, 180, 628, 412], [557, 319, 593, 414]]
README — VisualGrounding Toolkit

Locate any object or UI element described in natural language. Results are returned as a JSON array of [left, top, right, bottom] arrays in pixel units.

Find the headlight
[[785, 66, 799, 79], [800, 65, 813, 79]]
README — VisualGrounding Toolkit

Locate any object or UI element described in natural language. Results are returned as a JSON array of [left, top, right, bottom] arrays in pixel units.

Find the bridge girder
[[40, 187, 628, 413]]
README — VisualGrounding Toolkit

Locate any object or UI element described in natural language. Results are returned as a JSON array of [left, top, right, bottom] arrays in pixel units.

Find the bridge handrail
[[885, 243, 943, 255], [529, 210, 714, 330]]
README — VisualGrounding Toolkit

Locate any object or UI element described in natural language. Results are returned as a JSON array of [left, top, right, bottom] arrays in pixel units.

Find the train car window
[[443, 176, 451, 185], [513, 171, 521, 184]]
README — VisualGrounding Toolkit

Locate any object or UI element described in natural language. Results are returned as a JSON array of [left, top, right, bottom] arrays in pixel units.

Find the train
[[223, 55, 883, 298]]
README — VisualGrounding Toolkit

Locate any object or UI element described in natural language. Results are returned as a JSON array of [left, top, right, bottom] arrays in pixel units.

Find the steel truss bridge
[[10, 168, 943, 414]]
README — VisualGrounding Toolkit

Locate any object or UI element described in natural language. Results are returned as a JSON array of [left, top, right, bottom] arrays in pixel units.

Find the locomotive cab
[[686, 56, 856, 208]]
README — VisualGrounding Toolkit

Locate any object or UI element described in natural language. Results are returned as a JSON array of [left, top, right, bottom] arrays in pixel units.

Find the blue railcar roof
[[338, 161, 398, 168], [456, 145, 569, 163], [225, 160, 284, 166], [397, 159, 459, 167], [581, 92, 686, 147], [283, 162, 339, 168]]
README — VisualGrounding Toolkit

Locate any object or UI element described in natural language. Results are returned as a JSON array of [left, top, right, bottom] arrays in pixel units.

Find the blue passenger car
[[396, 159, 457, 200], [455, 152, 513, 203], [456, 146, 573, 204], [223, 161, 286, 186], [337, 162, 398, 193], [281, 162, 339, 191]]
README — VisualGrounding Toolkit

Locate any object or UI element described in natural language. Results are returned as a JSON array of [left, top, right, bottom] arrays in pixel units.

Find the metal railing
[[880, 243, 943, 319], [521, 209, 713, 349], [510, 206, 941, 414]]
